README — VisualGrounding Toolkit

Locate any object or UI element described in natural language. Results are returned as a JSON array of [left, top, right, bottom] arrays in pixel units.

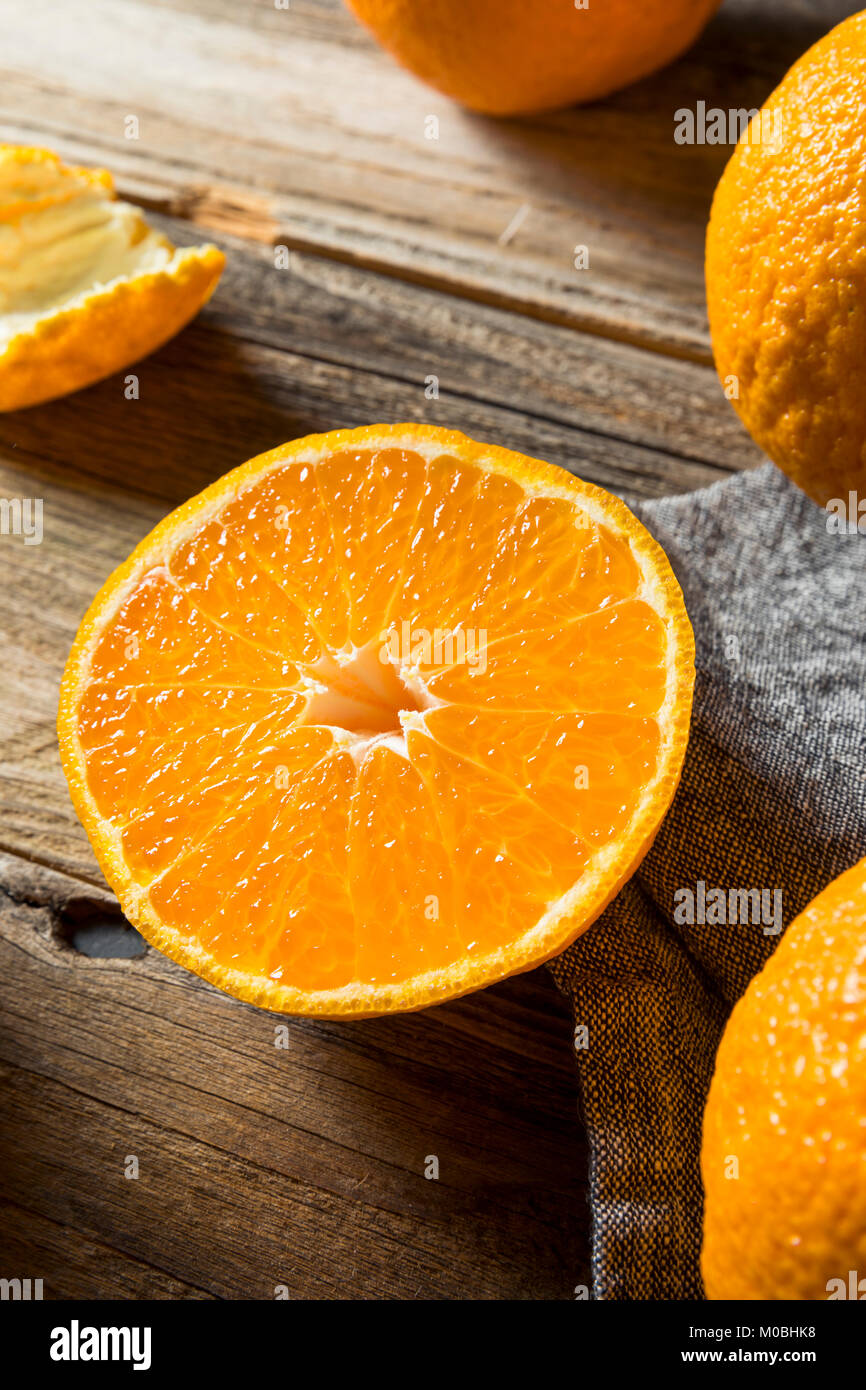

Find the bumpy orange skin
[[706, 12, 866, 509], [702, 859, 866, 1300], [344, 0, 721, 115]]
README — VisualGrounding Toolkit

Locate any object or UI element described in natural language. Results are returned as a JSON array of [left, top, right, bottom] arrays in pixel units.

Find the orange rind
[[0, 144, 224, 411]]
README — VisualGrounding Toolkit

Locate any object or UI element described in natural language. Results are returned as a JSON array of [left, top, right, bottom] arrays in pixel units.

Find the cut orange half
[[58, 425, 694, 1017], [0, 145, 224, 411]]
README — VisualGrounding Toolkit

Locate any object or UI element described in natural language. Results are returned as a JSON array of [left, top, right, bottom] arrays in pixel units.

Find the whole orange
[[706, 11, 866, 509], [701, 859, 866, 1300], [344, 0, 721, 115]]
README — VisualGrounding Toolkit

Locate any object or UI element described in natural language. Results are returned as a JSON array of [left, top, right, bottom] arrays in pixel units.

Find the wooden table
[[0, 0, 848, 1300]]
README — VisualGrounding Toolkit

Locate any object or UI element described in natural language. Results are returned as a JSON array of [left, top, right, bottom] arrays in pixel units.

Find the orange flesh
[[74, 447, 665, 991]]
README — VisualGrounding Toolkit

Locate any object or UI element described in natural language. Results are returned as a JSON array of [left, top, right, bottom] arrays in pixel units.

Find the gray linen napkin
[[548, 462, 866, 1301]]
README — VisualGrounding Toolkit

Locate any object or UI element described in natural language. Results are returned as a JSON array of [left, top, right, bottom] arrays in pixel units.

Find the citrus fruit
[[58, 424, 694, 1017], [706, 11, 866, 509], [0, 144, 224, 411], [702, 858, 866, 1300], [344, 0, 721, 116]]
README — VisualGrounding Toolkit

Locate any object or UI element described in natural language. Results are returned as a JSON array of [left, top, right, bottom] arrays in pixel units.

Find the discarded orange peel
[[0, 145, 224, 411]]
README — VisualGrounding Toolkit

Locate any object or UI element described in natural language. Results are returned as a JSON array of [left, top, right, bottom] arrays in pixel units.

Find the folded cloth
[[548, 463, 866, 1301]]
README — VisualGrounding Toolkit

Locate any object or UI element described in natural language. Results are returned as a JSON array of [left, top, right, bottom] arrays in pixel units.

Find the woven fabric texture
[[548, 463, 866, 1300]]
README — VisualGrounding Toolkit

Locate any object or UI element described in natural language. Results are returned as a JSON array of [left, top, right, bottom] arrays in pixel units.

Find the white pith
[[297, 640, 443, 765], [0, 157, 175, 350]]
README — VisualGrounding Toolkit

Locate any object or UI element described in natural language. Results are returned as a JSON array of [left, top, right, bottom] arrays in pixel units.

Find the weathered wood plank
[[0, 1200, 211, 1300], [0, 875, 587, 1299], [0, 0, 853, 356]]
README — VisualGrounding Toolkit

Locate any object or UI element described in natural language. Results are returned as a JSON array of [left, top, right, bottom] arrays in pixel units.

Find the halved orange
[[58, 425, 694, 1016], [0, 145, 224, 411]]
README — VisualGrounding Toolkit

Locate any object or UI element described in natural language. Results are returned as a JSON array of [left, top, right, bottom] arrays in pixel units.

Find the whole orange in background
[[58, 425, 694, 1018], [344, 0, 721, 115], [702, 859, 866, 1300], [706, 11, 866, 509]]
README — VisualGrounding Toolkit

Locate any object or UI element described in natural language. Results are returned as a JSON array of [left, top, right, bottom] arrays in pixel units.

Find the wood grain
[[1, 860, 587, 1299]]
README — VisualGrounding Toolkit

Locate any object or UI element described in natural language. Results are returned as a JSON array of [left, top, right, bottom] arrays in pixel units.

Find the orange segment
[[58, 424, 694, 1017], [424, 600, 668, 713], [407, 728, 592, 955], [76, 686, 305, 847], [315, 447, 430, 646], [149, 737, 358, 995], [347, 745, 464, 984], [88, 569, 298, 688], [421, 707, 660, 849]]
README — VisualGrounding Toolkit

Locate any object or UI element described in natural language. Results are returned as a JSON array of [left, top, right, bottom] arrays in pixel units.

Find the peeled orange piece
[[0, 145, 224, 411], [58, 425, 694, 1016]]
